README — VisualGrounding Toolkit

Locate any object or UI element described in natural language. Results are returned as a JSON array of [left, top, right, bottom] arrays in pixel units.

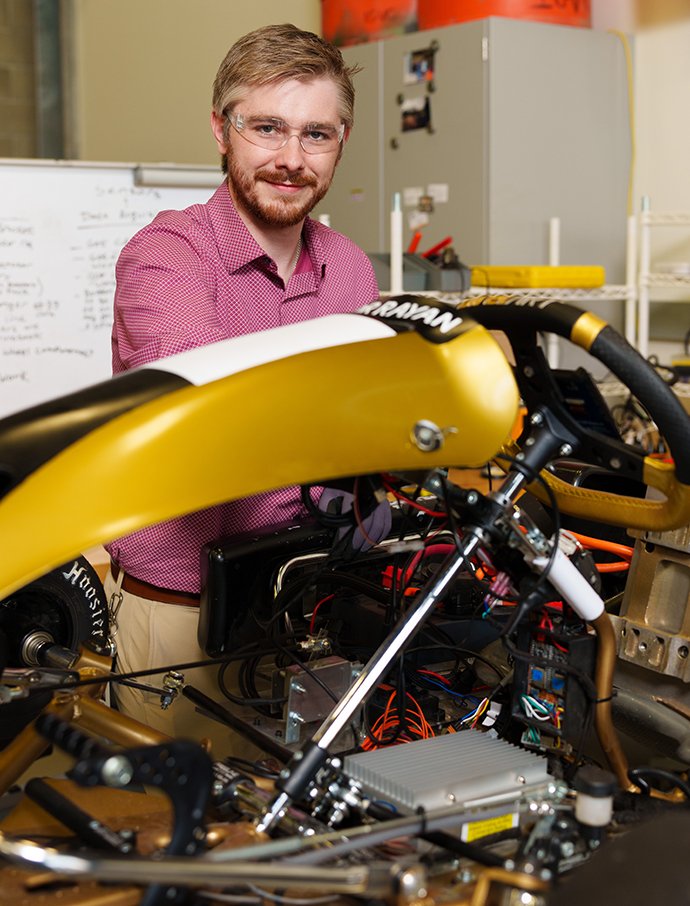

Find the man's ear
[[210, 110, 227, 153]]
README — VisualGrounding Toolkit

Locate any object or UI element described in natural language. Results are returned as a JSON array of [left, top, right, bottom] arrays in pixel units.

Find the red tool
[[407, 232, 423, 254], [421, 236, 452, 259]]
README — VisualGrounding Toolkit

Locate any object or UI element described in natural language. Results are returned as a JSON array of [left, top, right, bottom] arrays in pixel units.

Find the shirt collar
[[207, 181, 326, 284]]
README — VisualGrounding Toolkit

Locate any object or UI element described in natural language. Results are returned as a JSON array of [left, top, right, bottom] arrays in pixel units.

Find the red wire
[[308, 593, 335, 634], [397, 543, 456, 591], [417, 668, 450, 684], [381, 478, 446, 518]]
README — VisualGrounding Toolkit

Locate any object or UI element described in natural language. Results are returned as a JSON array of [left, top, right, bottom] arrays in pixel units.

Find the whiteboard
[[0, 159, 221, 418]]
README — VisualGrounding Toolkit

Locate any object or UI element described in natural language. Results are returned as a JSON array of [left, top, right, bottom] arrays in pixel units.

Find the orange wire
[[567, 531, 633, 560], [362, 689, 435, 749], [595, 561, 630, 573]]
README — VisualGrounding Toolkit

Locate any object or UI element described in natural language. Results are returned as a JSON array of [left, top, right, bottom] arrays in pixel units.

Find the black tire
[[0, 556, 110, 666], [0, 557, 110, 749]]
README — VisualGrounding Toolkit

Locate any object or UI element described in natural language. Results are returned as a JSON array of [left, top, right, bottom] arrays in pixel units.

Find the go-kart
[[1, 294, 690, 906]]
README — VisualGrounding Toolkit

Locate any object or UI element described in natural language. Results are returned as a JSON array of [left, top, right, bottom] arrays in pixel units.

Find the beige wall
[[68, 2, 690, 212], [635, 17, 690, 215], [69, 0, 320, 163], [66, 0, 690, 321], [0, 0, 36, 157]]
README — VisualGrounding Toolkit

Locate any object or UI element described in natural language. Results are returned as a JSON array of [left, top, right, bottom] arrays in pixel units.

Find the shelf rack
[[637, 205, 690, 359]]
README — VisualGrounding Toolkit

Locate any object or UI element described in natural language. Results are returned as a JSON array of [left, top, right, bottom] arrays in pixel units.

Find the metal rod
[[0, 833, 395, 894], [257, 469, 531, 833], [314, 538, 479, 750]]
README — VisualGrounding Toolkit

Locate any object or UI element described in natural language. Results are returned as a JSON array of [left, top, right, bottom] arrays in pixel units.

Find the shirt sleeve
[[112, 216, 228, 372], [356, 247, 380, 303]]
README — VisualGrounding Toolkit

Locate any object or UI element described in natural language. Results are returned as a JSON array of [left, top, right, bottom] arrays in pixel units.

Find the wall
[[0, 0, 35, 157], [68, 2, 690, 210], [69, 0, 320, 164], [635, 17, 690, 215], [634, 16, 690, 350], [5, 0, 688, 351]]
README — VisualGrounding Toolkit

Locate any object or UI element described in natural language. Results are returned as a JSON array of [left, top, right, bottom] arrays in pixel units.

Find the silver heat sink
[[344, 731, 551, 814]]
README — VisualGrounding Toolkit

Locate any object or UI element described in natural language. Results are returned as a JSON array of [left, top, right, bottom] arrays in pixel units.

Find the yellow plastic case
[[471, 265, 606, 288]]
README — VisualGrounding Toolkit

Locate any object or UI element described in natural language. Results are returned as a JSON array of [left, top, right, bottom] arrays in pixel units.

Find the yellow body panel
[[0, 325, 518, 599]]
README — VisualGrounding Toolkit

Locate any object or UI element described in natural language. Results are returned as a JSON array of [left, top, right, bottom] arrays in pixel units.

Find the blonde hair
[[212, 23, 360, 130]]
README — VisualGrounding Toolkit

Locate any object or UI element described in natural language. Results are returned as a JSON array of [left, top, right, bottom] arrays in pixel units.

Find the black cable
[[394, 655, 408, 743], [261, 563, 392, 636], [39, 638, 277, 693], [221, 755, 280, 781], [404, 643, 507, 684], [628, 766, 690, 801], [488, 451, 563, 631], [391, 478, 435, 540], [217, 659, 287, 709], [300, 484, 354, 527], [564, 693, 596, 785], [261, 571, 320, 632]]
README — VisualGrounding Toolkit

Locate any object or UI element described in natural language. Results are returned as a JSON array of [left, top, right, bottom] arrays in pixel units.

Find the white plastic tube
[[532, 547, 605, 623], [390, 192, 403, 294], [547, 216, 561, 368]]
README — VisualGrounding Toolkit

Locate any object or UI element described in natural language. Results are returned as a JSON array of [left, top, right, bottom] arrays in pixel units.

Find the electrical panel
[[316, 17, 630, 286]]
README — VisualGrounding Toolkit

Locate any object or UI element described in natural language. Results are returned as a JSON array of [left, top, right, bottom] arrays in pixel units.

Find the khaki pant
[[104, 569, 263, 761]]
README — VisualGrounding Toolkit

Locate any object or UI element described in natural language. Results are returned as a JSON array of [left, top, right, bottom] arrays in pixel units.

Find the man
[[104, 23, 379, 746]]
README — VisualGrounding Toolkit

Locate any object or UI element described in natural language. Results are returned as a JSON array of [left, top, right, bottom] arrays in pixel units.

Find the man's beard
[[227, 155, 333, 227]]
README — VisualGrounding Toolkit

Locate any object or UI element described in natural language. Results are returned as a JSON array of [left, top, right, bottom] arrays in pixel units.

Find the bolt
[[397, 867, 428, 901], [559, 443, 573, 456], [412, 420, 444, 452], [101, 755, 134, 788]]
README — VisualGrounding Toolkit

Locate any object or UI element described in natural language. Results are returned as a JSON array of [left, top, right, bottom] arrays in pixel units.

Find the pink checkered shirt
[[105, 182, 379, 593]]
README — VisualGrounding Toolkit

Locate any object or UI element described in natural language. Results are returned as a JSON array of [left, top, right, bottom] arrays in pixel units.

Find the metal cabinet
[[317, 17, 631, 288]]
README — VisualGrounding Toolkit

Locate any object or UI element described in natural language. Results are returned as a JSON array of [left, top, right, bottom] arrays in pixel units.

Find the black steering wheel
[[458, 295, 690, 532]]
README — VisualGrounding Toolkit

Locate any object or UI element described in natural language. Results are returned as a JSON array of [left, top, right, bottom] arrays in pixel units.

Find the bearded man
[[105, 23, 378, 743]]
